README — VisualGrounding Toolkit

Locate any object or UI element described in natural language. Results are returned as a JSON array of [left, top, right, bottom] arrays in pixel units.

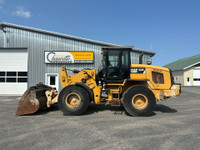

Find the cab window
[[152, 72, 164, 84], [122, 51, 129, 68], [108, 51, 120, 67]]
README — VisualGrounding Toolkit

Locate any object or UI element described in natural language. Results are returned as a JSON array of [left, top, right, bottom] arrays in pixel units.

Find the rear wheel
[[58, 85, 90, 115], [123, 86, 156, 116]]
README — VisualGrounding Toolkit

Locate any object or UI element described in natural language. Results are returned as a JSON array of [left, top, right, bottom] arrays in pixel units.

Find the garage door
[[193, 69, 200, 86], [0, 49, 28, 95]]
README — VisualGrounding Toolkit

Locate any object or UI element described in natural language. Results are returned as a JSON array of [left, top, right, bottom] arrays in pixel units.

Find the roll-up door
[[193, 69, 200, 86], [0, 49, 28, 95]]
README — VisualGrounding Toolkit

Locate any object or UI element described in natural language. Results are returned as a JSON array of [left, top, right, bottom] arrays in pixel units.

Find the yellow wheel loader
[[16, 47, 181, 116]]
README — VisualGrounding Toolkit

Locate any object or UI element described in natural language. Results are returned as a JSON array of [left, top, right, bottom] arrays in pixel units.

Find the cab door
[[106, 50, 130, 83]]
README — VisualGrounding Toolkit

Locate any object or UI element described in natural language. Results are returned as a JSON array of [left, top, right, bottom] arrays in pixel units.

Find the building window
[[0, 72, 5, 76], [7, 72, 16, 76], [50, 76, 56, 85], [6, 78, 17, 82], [18, 72, 27, 76], [18, 78, 27, 82], [0, 78, 5, 82], [194, 78, 200, 81], [0, 71, 27, 83]]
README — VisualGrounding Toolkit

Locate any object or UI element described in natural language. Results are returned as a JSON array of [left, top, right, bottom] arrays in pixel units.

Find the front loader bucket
[[16, 84, 50, 116]]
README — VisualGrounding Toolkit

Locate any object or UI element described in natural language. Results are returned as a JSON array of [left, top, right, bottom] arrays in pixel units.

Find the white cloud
[[13, 7, 31, 19], [0, 0, 4, 9]]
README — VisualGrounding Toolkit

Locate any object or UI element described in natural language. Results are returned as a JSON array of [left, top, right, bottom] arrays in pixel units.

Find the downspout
[[0, 24, 7, 47]]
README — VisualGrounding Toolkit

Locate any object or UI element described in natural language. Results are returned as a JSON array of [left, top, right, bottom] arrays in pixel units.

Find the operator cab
[[96, 47, 131, 84]]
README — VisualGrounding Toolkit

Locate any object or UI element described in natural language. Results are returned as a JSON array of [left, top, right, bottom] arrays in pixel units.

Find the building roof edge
[[0, 22, 155, 55]]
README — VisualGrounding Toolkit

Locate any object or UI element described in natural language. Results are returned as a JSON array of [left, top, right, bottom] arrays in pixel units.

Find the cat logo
[[131, 68, 145, 74]]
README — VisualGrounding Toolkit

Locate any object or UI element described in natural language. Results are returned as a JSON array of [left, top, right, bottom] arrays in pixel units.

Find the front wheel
[[58, 85, 90, 115], [123, 86, 156, 116]]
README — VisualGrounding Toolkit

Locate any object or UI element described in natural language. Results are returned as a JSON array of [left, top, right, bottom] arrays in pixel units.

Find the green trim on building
[[164, 54, 200, 71]]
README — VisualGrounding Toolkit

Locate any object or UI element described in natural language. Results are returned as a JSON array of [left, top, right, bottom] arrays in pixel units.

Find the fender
[[75, 82, 94, 101]]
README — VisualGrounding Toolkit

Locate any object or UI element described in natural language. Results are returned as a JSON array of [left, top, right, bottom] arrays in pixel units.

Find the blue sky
[[0, 0, 200, 66]]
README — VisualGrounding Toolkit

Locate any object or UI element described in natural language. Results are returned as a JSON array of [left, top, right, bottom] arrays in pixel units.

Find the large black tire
[[123, 86, 156, 116], [58, 85, 90, 115]]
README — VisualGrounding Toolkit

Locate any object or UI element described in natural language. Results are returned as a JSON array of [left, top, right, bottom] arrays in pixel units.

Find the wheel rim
[[132, 94, 148, 110], [65, 92, 81, 108]]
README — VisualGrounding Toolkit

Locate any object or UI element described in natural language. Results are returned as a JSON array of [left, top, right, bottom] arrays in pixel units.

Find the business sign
[[45, 51, 94, 64]]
